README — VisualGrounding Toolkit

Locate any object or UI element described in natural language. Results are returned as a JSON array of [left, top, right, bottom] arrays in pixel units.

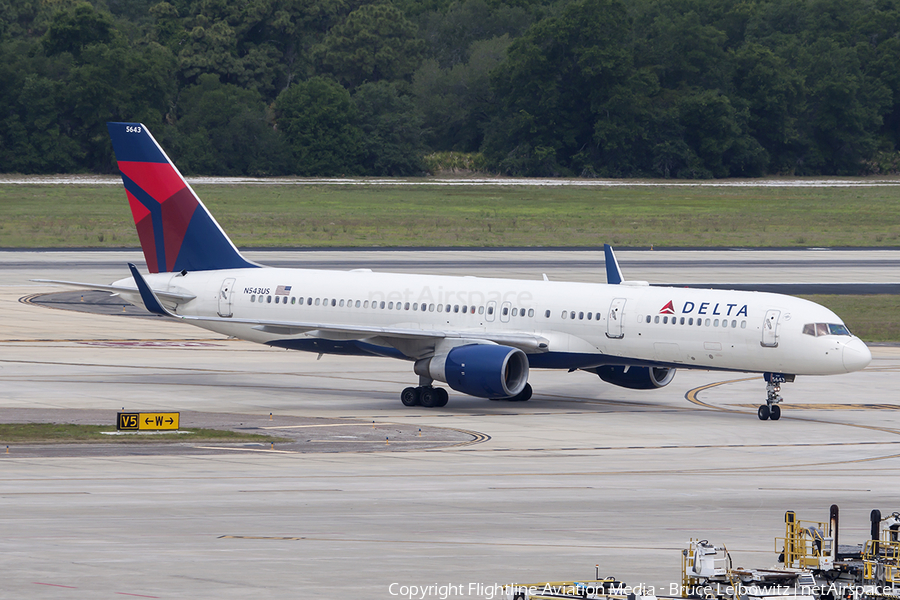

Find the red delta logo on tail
[[119, 159, 197, 273], [659, 301, 675, 314], [107, 122, 255, 274]]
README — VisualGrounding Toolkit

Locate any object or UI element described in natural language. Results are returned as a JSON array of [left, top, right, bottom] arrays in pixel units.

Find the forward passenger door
[[761, 309, 780, 347]]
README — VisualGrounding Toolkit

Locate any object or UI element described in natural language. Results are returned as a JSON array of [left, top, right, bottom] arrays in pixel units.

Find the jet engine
[[588, 365, 676, 390], [415, 343, 529, 398]]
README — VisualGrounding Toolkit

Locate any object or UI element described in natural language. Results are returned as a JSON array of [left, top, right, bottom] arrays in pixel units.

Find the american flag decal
[[275, 285, 292, 295]]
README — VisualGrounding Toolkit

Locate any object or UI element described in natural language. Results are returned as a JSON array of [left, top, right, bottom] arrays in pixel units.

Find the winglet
[[604, 244, 623, 285], [128, 263, 175, 317]]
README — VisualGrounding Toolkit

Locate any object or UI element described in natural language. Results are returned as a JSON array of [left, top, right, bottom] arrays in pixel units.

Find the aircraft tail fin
[[107, 122, 256, 273], [604, 244, 623, 285]]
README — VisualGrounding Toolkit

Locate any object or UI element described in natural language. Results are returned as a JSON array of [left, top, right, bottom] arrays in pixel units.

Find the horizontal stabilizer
[[31, 278, 196, 303]]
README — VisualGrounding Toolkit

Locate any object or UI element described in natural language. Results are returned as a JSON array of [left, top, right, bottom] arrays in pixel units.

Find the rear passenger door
[[217, 278, 236, 318]]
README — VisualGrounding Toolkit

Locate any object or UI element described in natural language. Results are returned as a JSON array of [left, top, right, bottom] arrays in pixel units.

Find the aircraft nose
[[842, 338, 872, 372]]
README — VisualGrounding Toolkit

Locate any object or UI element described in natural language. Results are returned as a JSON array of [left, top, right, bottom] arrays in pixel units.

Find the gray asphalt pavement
[[2, 250, 899, 599]]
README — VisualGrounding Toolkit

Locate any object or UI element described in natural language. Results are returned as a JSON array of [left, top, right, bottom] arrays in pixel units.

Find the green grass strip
[[0, 423, 289, 444], [2, 183, 900, 248]]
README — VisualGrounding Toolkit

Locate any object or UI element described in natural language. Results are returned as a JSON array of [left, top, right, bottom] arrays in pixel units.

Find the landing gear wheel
[[434, 388, 449, 407], [405, 386, 448, 408], [420, 387, 437, 408], [769, 404, 781, 420], [758, 404, 770, 420], [400, 387, 420, 407], [510, 383, 533, 402]]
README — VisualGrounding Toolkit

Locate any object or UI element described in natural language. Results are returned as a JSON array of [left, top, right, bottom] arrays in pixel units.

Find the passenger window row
[[246, 294, 753, 332], [248, 294, 536, 318], [559, 310, 600, 320], [645, 314, 747, 329]]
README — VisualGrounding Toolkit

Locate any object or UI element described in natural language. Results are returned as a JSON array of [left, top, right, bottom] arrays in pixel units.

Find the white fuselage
[[115, 267, 871, 377]]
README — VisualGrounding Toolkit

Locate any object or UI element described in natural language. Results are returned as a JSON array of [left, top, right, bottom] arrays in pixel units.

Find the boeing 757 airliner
[[36, 123, 872, 420]]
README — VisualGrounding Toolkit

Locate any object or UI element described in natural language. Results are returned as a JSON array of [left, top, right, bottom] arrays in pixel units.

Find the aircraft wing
[[250, 323, 548, 351], [31, 278, 197, 304], [124, 265, 549, 353]]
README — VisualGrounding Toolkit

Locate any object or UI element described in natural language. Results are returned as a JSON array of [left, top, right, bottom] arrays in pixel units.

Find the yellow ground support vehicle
[[506, 507, 900, 600]]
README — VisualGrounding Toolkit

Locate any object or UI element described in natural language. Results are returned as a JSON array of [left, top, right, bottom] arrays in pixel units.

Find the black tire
[[420, 387, 437, 408], [509, 383, 533, 402], [401, 387, 420, 407], [518, 383, 533, 401], [758, 404, 770, 420], [770, 404, 781, 420], [434, 388, 449, 407]]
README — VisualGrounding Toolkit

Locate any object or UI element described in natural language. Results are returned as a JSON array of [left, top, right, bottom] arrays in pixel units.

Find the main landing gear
[[399, 380, 534, 408], [400, 385, 449, 408], [758, 373, 793, 421]]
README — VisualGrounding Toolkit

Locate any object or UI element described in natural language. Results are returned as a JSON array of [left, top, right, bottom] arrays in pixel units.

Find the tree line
[[2, 0, 900, 178]]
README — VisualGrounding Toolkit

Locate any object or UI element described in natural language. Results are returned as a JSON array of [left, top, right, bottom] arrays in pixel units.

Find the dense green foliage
[[3, 0, 900, 177]]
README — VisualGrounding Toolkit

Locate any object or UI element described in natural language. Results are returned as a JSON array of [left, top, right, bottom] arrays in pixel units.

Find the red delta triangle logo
[[659, 301, 676, 314]]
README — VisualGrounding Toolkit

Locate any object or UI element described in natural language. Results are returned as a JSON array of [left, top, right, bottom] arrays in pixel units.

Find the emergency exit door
[[606, 298, 626, 339]]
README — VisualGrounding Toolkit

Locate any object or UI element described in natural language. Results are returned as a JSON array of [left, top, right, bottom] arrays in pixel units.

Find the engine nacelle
[[590, 365, 676, 390], [415, 343, 529, 398]]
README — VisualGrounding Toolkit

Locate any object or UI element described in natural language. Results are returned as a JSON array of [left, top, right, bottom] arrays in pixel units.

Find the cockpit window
[[803, 322, 851, 337]]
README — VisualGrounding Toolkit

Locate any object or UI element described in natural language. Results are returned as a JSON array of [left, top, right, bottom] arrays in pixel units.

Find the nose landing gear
[[758, 402, 781, 421], [758, 373, 794, 421]]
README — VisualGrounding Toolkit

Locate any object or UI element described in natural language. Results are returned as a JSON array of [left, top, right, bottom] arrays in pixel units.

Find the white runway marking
[[2, 175, 900, 187]]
